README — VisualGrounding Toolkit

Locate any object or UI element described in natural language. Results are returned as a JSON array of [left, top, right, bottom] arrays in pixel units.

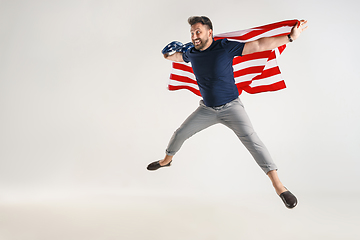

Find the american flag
[[168, 19, 300, 96]]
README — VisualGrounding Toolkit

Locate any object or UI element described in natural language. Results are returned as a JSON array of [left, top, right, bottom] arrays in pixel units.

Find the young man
[[147, 16, 308, 209]]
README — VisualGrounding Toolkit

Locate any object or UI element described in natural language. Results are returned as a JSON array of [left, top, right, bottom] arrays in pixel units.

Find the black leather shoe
[[147, 160, 172, 171], [279, 188, 298, 209]]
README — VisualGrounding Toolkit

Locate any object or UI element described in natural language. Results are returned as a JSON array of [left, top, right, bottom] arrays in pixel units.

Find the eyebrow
[[190, 28, 201, 33]]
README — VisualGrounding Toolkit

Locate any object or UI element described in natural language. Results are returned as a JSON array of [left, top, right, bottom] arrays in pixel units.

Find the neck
[[200, 38, 213, 51]]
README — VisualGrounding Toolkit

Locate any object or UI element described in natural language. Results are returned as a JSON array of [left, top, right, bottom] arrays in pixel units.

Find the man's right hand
[[162, 41, 185, 56], [162, 41, 193, 62]]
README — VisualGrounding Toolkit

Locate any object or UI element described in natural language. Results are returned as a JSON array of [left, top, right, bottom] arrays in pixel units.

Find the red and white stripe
[[168, 19, 299, 96]]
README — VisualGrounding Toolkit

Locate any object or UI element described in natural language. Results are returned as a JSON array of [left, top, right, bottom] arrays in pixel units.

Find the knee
[[239, 132, 262, 146], [239, 131, 257, 141], [171, 128, 187, 141]]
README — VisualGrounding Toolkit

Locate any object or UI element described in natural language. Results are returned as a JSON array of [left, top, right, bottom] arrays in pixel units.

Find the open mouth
[[194, 39, 201, 45]]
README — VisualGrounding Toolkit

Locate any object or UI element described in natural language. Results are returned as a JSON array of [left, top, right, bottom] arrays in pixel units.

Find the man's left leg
[[218, 98, 297, 208]]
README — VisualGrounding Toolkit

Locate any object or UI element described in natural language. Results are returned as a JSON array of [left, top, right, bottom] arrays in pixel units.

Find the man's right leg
[[159, 101, 218, 166]]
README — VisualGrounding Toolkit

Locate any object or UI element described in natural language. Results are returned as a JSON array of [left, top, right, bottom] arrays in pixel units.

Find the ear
[[208, 29, 213, 37]]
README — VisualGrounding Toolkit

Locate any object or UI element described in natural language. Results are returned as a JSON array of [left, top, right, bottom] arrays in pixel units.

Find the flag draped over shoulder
[[168, 19, 300, 96]]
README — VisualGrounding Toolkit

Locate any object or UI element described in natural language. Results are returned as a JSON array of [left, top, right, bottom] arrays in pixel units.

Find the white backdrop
[[1, 0, 359, 201]]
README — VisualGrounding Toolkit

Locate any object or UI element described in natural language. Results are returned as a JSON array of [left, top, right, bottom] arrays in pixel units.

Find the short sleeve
[[182, 50, 190, 63], [221, 38, 245, 57]]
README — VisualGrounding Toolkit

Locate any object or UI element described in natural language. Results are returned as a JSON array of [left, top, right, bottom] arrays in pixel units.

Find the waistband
[[211, 103, 227, 110], [201, 97, 240, 110]]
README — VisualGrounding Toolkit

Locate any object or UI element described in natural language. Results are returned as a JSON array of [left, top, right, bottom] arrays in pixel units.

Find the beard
[[193, 37, 209, 50]]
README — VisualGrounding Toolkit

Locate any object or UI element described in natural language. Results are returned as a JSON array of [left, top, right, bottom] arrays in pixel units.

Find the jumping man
[[147, 16, 308, 209]]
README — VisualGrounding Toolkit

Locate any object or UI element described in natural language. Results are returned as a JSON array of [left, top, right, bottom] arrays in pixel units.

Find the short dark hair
[[188, 16, 213, 31]]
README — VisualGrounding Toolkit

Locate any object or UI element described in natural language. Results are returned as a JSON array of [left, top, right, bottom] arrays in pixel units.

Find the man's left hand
[[290, 20, 308, 41]]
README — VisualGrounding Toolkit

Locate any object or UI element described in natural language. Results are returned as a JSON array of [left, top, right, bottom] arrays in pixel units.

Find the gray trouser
[[166, 97, 277, 174]]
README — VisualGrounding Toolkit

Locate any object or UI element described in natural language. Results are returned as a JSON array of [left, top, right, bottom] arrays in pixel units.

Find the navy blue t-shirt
[[182, 38, 245, 107]]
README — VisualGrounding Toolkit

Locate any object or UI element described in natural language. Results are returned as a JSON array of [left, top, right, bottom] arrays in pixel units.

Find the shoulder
[[215, 38, 244, 50], [219, 38, 244, 47], [182, 50, 190, 63], [213, 38, 227, 47], [218, 38, 245, 56]]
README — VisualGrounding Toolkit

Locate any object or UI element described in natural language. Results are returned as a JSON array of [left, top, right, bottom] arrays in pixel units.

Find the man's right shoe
[[147, 160, 172, 171]]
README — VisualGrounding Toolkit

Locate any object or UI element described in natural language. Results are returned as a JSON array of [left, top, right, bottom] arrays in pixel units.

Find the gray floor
[[0, 192, 359, 240]]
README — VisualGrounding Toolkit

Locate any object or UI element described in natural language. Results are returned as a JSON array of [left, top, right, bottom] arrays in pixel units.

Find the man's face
[[190, 23, 213, 51]]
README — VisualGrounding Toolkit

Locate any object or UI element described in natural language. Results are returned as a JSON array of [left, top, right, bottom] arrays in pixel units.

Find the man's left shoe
[[279, 188, 298, 209], [147, 160, 172, 171]]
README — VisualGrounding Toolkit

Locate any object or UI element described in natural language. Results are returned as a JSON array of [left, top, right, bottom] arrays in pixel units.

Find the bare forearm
[[243, 35, 290, 55], [163, 52, 184, 62], [257, 35, 290, 52]]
